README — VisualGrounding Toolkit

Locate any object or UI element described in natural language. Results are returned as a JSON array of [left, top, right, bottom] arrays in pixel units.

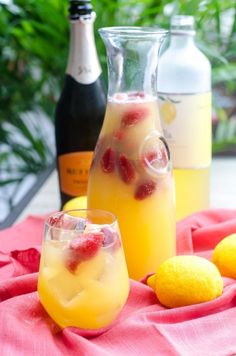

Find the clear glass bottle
[[157, 15, 212, 220], [55, 0, 106, 208], [88, 27, 176, 280]]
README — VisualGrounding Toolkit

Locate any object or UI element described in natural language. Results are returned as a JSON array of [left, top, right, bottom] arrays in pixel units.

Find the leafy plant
[[0, 0, 68, 122]]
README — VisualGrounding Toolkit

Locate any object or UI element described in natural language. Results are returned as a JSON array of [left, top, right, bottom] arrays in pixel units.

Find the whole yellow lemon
[[212, 234, 236, 279], [63, 196, 87, 211], [147, 255, 223, 308]]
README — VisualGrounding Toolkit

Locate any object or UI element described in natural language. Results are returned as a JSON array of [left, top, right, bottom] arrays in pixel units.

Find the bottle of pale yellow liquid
[[157, 15, 212, 220]]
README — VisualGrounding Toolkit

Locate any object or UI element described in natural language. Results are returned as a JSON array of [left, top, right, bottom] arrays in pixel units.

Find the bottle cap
[[69, 0, 94, 20], [170, 15, 196, 35]]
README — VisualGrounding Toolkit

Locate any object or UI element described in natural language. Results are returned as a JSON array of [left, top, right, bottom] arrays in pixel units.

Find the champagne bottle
[[55, 0, 106, 208], [157, 15, 211, 220]]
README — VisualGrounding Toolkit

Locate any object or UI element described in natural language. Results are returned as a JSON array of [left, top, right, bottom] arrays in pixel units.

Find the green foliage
[[0, 0, 68, 123], [0, 0, 67, 201], [0, 0, 236, 199]]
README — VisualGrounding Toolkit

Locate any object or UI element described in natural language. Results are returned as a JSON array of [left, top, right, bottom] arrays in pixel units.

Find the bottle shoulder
[[159, 44, 211, 70], [157, 45, 211, 93], [58, 74, 106, 99], [55, 74, 106, 120]]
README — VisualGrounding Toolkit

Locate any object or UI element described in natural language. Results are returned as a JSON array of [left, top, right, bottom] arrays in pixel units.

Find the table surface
[[16, 156, 236, 224]]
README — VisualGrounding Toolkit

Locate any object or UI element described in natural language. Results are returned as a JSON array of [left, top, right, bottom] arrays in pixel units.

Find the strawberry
[[65, 251, 80, 273], [128, 91, 145, 99], [49, 214, 64, 240], [113, 129, 125, 141], [135, 181, 156, 200], [142, 146, 169, 170], [65, 232, 104, 273], [101, 147, 116, 173], [117, 154, 136, 184], [142, 151, 159, 167], [49, 214, 63, 227], [121, 107, 149, 127], [70, 232, 104, 258]]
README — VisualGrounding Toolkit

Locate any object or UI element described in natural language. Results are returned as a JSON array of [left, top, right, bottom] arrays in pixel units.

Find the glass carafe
[[87, 27, 176, 280]]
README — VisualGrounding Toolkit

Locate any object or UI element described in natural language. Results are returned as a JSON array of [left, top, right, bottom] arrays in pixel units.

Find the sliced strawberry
[[142, 151, 159, 167], [49, 214, 63, 227], [117, 154, 136, 184], [142, 146, 169, 170], [49, 216, 57, 226], [49, 214, 64, 240], [135, 181, 157, 200], [128, 91, 145, 99], [113, 129, 125, 141], [65, 251, 80, 273], [65, 232, 104, 273], [101, 147, 116, 173], [70, 232, 104, 258], [121, 107, 149, 127]]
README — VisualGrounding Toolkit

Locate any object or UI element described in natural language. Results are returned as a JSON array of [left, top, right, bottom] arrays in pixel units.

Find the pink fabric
[[1, 210, 236, 355]]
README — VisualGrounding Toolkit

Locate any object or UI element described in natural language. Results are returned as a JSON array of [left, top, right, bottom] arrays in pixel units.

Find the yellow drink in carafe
[[88, 93, 176, 280]]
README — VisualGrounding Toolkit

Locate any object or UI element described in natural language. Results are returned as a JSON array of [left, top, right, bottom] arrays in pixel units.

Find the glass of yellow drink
[[37, 209, 130, 330]]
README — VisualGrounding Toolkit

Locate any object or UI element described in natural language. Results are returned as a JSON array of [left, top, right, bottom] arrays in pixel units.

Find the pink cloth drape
[[0, 209, 236, 355]]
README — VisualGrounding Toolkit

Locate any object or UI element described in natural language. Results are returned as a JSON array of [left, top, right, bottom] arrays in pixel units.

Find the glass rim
[[170, 15, 195, 36], [171, 15, 194, 24], [45, 208, 117, 230], [99, 26, 168, 39]]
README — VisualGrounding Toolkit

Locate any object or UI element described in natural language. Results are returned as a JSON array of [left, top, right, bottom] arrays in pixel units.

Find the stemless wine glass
[[37, 209, 130, 330]]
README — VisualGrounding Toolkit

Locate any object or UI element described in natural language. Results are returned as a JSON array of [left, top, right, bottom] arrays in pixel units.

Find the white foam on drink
[[109, 92, 156, 103]]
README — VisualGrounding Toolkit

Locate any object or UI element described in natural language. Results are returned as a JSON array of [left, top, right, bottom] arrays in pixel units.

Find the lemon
[[160, 101, 176, 124], [147, 255, 223, 308], [63, 196, 87, 211], [147, 274, 156, 289], [212, 234, 236, 279]]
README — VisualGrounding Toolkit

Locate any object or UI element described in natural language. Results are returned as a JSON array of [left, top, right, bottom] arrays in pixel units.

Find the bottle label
[[158, 92, 212, 168], [66, 20, 101, 85], [58, 152, 93, 196]]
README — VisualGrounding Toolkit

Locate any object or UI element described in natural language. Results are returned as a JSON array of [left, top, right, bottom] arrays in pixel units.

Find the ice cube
[[48, 267, 84, 302], [75, 218, 87, 232]]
